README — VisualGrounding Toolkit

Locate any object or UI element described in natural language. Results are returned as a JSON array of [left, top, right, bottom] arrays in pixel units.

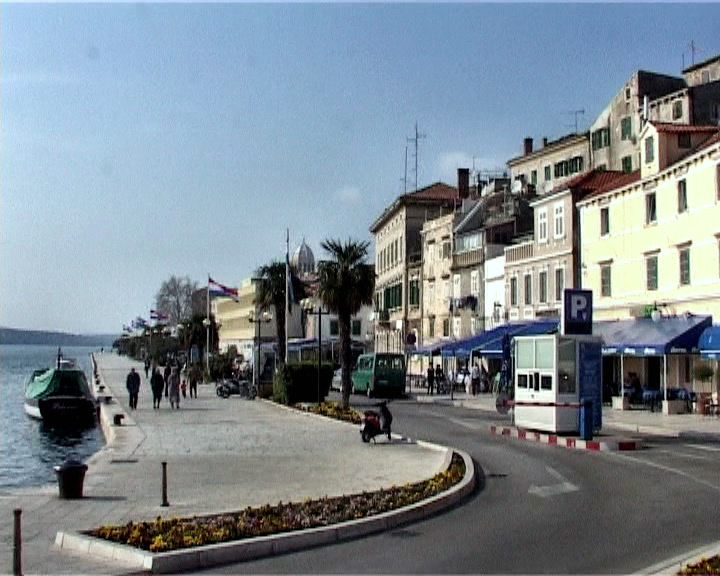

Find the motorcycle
[[215, 378, 256, 399], [360, 401, 393, 443]]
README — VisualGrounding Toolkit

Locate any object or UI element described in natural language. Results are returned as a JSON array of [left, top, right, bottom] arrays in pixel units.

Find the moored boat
[[24, 352, 97, 427]]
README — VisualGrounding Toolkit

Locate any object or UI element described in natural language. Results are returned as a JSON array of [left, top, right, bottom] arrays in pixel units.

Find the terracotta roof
[[563, 169, 641, 203], [649, 122, 720, 134], [404, 181, 458, 201]]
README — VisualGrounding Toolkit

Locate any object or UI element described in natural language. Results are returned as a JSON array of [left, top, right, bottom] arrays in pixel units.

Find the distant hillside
[[0, 328, 118, 347]]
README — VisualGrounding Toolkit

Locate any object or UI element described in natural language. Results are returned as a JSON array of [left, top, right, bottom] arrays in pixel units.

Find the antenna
[[564, 109, 585, 133], [407, 122, 426, 192], [683, 40, 702, 68]]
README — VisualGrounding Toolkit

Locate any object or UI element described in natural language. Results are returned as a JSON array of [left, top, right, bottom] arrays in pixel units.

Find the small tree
[[693, 363, 715, 394], [155, 275, 198, 326]]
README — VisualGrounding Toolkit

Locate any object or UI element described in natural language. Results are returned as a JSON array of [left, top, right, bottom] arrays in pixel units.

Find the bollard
[[161, 462, 169, 507], [13, 508, 22, 576]]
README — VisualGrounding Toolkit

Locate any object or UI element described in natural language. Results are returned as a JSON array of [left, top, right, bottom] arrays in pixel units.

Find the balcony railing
[[452, 247, 483, 268], [505, 240, 534, 264]]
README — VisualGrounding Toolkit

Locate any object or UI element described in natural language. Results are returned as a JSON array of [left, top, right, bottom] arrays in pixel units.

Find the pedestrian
[[126, 367, 141, 410], [150, 367, 164, 409], [168, 366, 181, 409], [435, 365, 444, 393], [426, 365, 435, 396], [181, 379, 187, 399], [189, 364, 199, 399], [144, 357, 151, 379], [471, 363, 480, 396], [480, 365, 489, 394], [163, 363, 171, 398]]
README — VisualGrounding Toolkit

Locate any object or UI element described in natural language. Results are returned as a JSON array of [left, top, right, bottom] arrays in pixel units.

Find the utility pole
[[407, 122, 426, 192]]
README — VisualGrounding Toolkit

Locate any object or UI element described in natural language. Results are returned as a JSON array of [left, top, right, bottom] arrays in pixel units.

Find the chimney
[[523, 137, 533, 155], [458, 168, 470, 199], [543, 137, 548, 147]]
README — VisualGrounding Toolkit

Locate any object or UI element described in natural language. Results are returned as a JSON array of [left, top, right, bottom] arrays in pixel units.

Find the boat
[[24, 351, 97, 426]]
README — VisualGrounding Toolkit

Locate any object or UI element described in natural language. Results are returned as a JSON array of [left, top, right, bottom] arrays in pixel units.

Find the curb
[[638, 541, 720, 575], [55, 447, 475, 573], [490, 425, 642, 451]]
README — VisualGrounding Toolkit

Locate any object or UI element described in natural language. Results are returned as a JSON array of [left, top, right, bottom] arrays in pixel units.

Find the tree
[[155, 275, 198, 326], [254, 261, 306, 365], [316, 238, 374, 407]]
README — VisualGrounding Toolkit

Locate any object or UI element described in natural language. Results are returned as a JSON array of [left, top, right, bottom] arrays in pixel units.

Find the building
[[504, 169, 638, 322], [507, 133, 590, 197], [370, 180, 462, 353], [682, 53, 720, 126]]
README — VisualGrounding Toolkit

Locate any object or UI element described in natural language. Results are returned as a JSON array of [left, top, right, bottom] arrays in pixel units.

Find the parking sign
[[562, 289, 593, 335]]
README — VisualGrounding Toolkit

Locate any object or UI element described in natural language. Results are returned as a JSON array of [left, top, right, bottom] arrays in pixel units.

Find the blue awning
[[594, 315, 712, 356], [699, 325, 720, 359], [412, 339, 452, 357], [471, 320, 558, 357]]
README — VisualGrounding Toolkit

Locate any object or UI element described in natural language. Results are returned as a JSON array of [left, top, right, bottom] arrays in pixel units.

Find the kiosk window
[[540, 375, 553, 391], [557, 339, 576, 394], [518, 374, 528, 388], [516, 340, 534, 369], [535, 339, 554, 370]]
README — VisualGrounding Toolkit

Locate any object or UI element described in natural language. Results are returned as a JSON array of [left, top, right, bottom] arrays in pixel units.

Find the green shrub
[[273, 362, 332, 404]]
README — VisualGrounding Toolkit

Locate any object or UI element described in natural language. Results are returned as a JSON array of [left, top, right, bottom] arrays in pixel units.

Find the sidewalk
[[0, 354, 449, 575], [409, 388, 720, 439]]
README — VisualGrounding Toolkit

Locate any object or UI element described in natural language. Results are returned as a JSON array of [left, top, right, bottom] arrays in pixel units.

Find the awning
[[699, 325, 720, 359], [472, 320, 558, 358], [594, 315, 712, 356], [413, 339, 452, 357]]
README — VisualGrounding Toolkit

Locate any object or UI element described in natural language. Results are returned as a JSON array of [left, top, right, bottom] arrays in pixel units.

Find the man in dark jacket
[[150, 368, 165, 409], [126, 367, 141, 410], [163, 363, 171, 397]]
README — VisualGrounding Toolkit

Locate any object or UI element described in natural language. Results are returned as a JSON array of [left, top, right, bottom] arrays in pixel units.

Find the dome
[[291, 239, 315, 275]]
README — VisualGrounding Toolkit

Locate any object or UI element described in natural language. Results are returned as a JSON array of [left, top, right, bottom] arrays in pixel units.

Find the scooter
[[360, 401, 393, 443]]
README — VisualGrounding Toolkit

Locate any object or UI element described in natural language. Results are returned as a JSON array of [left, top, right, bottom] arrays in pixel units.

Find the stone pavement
[[0, 354, 448, 575]]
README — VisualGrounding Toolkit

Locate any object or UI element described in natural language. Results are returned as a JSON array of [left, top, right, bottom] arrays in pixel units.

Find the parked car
[[351, 353, 406, 398]]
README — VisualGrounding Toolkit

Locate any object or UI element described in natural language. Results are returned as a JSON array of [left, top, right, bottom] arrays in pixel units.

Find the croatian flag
[[150, 309, 168, 322], [208, 277, 238, 300]]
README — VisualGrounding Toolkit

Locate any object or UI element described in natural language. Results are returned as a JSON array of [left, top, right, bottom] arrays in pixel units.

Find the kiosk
[[513, 333, 602, 434]]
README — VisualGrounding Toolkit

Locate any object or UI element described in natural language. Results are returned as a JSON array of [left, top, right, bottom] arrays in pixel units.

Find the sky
[[2, 3, 720, 335]]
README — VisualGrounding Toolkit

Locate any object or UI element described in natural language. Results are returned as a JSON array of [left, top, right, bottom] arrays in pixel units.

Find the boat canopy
[[25, 369, 91, 400]]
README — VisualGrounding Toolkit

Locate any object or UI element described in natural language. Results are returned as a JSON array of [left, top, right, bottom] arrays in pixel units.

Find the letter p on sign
[[562, 289, 593, 335]]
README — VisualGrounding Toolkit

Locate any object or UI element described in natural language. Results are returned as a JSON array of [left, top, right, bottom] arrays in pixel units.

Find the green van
[[351, 353, 406, 397]]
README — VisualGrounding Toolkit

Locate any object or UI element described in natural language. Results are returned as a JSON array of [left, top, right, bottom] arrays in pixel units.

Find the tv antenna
[[407, 122, 426, 192], [563, 109, 585, 133], [682, 40, 702, 69]]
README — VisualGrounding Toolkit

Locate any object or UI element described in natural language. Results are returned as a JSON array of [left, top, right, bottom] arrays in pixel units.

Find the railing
[[452, 247, 483, 268], [505, 240, 534, 263]]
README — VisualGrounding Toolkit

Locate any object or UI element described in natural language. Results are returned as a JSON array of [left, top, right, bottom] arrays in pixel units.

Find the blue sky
[[2, 3, 719, 335]]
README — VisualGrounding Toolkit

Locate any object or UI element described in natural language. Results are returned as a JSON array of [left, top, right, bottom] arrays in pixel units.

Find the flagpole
[[206, 274, 210, 372], [285, 228, 289, 364]]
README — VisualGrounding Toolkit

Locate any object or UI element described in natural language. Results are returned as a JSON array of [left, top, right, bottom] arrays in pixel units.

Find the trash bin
[[579, 399, 593, 441], [54, 459, 88, 499]]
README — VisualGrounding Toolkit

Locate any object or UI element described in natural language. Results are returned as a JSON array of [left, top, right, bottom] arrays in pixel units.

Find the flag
[[208, 277, 239, 300], [134, 316, 148, 329], [150, 309, 168, 322]]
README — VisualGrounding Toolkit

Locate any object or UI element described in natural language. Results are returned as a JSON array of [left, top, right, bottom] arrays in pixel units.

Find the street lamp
[[301, 298, 325, 404], [202, 318, 211, 371], [248, 309, 272, 395]]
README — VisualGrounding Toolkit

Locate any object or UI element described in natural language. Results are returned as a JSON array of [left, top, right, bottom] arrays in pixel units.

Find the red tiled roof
[[565, 169, 641, 202], [404, 181, 458, 201], [650, 122, 720, 134]]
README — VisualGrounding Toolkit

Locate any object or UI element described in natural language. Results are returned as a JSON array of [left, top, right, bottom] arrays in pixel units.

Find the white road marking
[[528, 465, 579, 498], [448, 416, 486, 431], [654, 449, 713, 461], [685, 443, 720, 452], [612, 452, 720, 493]]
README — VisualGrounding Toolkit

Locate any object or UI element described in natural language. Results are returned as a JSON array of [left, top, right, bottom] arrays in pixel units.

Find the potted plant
[[693, 363, 714, 414]]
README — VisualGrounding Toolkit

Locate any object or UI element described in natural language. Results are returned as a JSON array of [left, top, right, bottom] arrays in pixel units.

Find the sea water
[[0, 345, 104, 489]]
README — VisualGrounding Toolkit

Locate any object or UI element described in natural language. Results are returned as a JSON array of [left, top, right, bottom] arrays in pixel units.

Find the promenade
[[0, 353, 448, 575]]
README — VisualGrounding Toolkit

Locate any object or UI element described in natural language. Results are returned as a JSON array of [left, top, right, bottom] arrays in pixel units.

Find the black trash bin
[[579, 399, 593, 441], [54, 459, 88, 499]]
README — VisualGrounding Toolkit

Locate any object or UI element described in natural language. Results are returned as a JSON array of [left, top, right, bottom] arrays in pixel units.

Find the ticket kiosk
[[513, 334, 602, 434]]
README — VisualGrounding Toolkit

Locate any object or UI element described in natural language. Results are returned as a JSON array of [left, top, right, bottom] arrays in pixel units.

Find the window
[[645, 136, 655, 163], [426, 282, 434, 306], [428, 318, 434, 338], [538, 208, 548, 242], [569, 156, 584, 174], [539, 271, 547, 303], [554, 160, 570, 178], [524, 274, 532, 305], [510, 276, 518, 306], [470, 270, 479, 296], [622, 155, 633, 173], [443, 280, 450, 300], [531, 170, 537, 186], [646, 254, 658, 291], [646, 192, 657, 224], [330, 320, 339, 336], [351, 320, 361, 336], [601, 263, 612, 297], [453, 274, 461, 299], [621, 117, 632, 140], [442, 240, 451, 259], [672, 100, 683, 120], [678, 133, 691, 149], [555, 268, 564, 301], [471, 317, 477, 335], [702, 70, 711, 84], [592, 128, 610, 150], [442, 318, 450, 338], [544, 165, 551, 181], [452, 317, 461, 339], [600, 207, 610, 236], [625, 87, 631, 101], [409, 279, 420, 307], [678, 180, 687, 213], [554, 202, 565, 238], [679, 246, 691, 285]]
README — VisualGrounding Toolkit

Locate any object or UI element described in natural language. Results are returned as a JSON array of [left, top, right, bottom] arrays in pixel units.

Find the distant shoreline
[[0, 327, 117, 347]]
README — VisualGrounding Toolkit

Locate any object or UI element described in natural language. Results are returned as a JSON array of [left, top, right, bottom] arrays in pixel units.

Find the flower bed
[[680, 555, 720, 575], [293, 401, 362, 424], [89, 453, 465, 552]]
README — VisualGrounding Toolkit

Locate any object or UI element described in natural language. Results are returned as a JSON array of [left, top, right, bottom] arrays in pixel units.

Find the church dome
[[291, 239, 315, 276]]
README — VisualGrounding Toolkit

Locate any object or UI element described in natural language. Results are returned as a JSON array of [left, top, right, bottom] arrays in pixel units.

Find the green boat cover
[[25, 368, 91, 400]]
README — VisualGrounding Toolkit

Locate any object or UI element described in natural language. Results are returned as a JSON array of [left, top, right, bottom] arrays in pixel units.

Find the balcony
[[505, 240, 534, 264], [452, 247, 483, 269], [377, 309, 390, 324]]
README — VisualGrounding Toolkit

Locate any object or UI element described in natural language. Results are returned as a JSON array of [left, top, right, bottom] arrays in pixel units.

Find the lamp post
[[202, 318, 211, 372], [248, 309, 272, 395], [301, 298, 325, 404]]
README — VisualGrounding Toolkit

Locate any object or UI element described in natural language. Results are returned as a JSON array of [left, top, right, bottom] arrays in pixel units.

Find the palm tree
[[254, 260, 306, 365], [316, 238, 375, 408]]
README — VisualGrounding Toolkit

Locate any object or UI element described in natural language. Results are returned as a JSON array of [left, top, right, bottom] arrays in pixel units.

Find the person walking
[[150, 367, 164, 409], [144, 357, 151, 379], [126, 367, 141, 410], [163, 363, 171, 398], [471, 363, 480, 396], [188, 364, 199, 399], [168, 365, 181, 409], [426, 365, 435, 396], [435, 365, 444, 394]]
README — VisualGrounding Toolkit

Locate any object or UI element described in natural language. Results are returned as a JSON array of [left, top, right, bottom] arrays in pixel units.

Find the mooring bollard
[[13, 508, 22, 576], [161, 462, 169, 507]]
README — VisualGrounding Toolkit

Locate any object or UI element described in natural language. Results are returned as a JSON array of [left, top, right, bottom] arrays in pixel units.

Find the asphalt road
[[197, 396, 720, 574]]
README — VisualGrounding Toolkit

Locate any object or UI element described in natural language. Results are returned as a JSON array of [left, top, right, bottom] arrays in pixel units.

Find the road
[[198, 397, 720, 574]]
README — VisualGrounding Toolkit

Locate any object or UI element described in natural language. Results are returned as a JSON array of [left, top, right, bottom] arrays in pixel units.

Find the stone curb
[[638, 541, 720, 575], [490, 425, 642, 451], [55, 447, 475, 573]]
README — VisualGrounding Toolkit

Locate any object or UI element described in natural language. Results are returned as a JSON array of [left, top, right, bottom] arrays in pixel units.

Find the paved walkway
[[0, 354, 447, 575], [409, 387, 720, 439]]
